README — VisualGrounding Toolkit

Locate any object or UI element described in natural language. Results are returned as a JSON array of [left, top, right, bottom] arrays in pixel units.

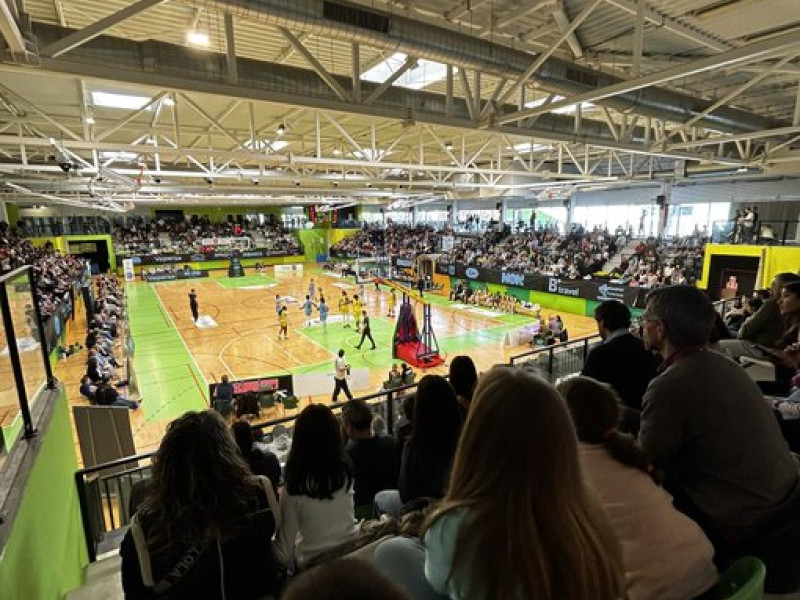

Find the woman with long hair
[[375, 375, 462, 518], [120, 411, 280, 600], [274, 404, 358, 571], [375, 366, 622, 600], [558, 376, 717, 600]]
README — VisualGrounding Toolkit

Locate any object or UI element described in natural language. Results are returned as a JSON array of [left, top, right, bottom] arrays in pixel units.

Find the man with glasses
[[639, 285, 800, 592], [581, 299, 657, 435]]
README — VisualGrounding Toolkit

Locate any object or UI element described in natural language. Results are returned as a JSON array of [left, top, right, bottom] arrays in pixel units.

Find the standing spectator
[[274, 405, 358, 571], [560, 377, 717, 600], [213, 374, 234, 420], [639, 286, 800, 593], [120, 411, 281, 600], [581, 300, 658, 435], [374, 366, 623, 600], [342, 399, 400, 518]]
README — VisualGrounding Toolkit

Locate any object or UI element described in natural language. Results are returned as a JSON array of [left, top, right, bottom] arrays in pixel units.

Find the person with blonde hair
[[374, 366, 623, 600], [558, 376, 717, 600]]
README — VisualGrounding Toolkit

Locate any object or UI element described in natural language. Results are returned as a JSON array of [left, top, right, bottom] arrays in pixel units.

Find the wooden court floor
[[51, 265, 598, 456]]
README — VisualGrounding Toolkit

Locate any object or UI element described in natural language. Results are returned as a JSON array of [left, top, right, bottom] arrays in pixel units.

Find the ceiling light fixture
[[186, 30, 210, 47], [276, 123, 286, 136], [84, 116, 95, 125], [444, 141, 453, 151]]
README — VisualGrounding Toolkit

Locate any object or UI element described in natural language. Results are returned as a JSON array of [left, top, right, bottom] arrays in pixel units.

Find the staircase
[[66, 552, 123, 600], [604, 238, 639, 272]]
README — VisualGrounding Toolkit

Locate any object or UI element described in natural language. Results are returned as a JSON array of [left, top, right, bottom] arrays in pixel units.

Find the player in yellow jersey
[[352, 295, 363, 332], [387, 288, 397, 318], [339, 291, 352, 328], [277, 306, 289, 340]]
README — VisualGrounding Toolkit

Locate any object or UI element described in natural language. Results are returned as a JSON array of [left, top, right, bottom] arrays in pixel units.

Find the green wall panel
[[297, 229, 328, 262], [530, 291, 587, 314], [0, 389, 88, 600], [486, 283, 508, 296]]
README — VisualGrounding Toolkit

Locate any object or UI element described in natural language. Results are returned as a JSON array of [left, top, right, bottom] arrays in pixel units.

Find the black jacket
[[581, 332, 658, 413]]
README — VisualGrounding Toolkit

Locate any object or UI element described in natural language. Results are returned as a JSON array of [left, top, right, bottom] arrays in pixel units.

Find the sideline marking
[[152, 286, 209, 387]]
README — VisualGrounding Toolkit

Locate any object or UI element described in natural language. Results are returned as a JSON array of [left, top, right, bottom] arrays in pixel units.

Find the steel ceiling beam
[[0, 0, 26, 55], [497, 28, 800, 125], [41, 0, 170, 58]]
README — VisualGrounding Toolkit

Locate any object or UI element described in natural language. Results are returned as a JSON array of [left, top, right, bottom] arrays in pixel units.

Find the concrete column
[[0, 201, 8, 225]]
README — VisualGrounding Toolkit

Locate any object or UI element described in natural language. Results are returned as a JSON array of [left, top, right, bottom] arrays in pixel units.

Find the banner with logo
[[142, 269, 210, 282], [122, 259, 136, 282], [120, 248, 302, 266], [437, 263, 646, 307], [392, 257, 416, 268]]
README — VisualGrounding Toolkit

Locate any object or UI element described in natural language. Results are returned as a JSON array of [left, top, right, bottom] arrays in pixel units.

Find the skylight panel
[[361, 53, 452, 90], [91, 92, 154, 111]]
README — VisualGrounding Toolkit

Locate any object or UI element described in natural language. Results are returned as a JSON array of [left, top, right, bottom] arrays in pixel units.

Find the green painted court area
[[126, 284, 208, 425], [295, 317, 397, 374], [214, 274, 277, 288]]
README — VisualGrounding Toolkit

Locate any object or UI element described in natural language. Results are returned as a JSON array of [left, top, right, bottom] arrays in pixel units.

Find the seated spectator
[[448, 355, 477, 413], [374, 366, 623, 600], [282, 558, 410, 600], [375, 375, 463, 518], [581, 300, 658, 435], [231, 420, 281, 496], [720, 273, 800, 361], [213, 374, 234, 420], [384, 364, 403, 389], [342, 400, 400, 518], [274, 404, 358, 572], [394, 394, 415, 445], [120, 411, 281, 600], [559, 376, 717, 600], [94, 378, 139, 410], [639, 285, 800, 593], [79, 376, 97, 403]]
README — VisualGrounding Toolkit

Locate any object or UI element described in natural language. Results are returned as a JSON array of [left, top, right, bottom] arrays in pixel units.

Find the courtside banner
[[209, 374, 294, 401], [437, 263, 646, 306], [142, 269, 210, 282], [121, 248, 302, 265]]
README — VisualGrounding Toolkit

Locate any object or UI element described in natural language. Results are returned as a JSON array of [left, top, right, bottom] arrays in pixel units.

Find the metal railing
[[509, 335, 603, 381], [74, 378, 422, 562]]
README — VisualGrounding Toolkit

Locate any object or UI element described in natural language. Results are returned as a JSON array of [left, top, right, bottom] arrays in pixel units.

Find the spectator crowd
[[114, 215, 301, 257], [0, 224, 86, 320], [330, 224, 441, 258], [118, 274, 800, 600]]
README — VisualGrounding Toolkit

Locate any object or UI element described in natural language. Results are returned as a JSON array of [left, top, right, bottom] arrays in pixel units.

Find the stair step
[[66, 555, 123, 600]]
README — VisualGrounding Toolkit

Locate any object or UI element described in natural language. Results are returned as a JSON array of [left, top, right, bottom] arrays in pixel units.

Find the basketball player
[[302, 295, 314, 326], [387, 289, 397, 318], [189, 289, 199, 322], [339, 291, 351, 328], [275, 294, 283, 316], [308, 278, 316, 301], [355, 310, 376, 350], [318, 298, 329, 332], [278, 306, 289, 340]]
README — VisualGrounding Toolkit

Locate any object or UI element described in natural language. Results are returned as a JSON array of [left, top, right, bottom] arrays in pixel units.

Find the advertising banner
[[437, 263, 646, 307], [122, 258, 136, 282], [121, 248, 301, 266], [142, 269, 210, 282]]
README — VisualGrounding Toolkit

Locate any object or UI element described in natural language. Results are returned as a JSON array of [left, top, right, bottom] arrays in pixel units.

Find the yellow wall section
[[762, 247, 800, 283], [327, 228, 361, 248], [698, 244, 800, 290]]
